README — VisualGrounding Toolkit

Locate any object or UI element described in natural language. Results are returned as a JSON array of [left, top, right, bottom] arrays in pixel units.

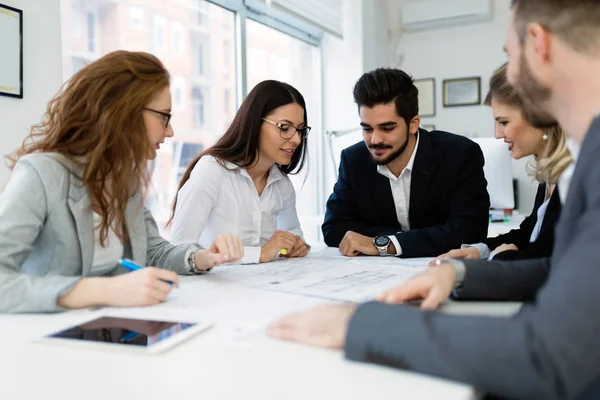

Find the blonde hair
[[529, 125, 572, 185], [485, 63, 572, 185]]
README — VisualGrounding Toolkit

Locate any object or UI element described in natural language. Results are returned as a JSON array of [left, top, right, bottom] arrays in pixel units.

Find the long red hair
[[7, 50, 170, 245]]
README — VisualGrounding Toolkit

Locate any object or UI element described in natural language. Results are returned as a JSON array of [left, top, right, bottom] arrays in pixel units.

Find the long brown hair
[[168, 80, 308, 225], [485, 63, 572, 185], [6, 50, 170, 245]]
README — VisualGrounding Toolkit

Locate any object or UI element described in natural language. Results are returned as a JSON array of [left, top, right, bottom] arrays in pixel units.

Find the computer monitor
[[471, 137, 515, 209]]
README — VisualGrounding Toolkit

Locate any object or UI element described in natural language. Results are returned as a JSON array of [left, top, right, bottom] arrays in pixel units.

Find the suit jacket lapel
[[67, 173, 94, 276], [125, 192, 147, 265], [409, 129, 437, 225], [560, 117, 600, 223]]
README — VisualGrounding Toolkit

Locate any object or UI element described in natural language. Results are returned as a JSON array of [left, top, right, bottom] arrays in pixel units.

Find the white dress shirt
[[376, 133, 420, 256], [170, 155, 303, 264], [466, 186, 552, 261], [558, 137, 581, 205]]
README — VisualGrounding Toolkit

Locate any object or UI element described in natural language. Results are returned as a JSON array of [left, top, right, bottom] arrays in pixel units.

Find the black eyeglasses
[[144, 107, 172, 128], [262, 118, 311, 139]]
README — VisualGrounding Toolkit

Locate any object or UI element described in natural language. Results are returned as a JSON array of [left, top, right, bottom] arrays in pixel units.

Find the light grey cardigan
[[0, 152, 197, 313]]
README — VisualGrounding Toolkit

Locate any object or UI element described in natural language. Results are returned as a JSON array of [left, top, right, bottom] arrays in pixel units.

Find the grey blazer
[[0, 153, 196, 313], [345, 116, 600, 400]]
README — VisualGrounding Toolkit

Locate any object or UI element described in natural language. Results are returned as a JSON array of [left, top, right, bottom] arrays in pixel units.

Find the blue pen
[[118, 258, 178, 288], [120, 330, 139, 343]]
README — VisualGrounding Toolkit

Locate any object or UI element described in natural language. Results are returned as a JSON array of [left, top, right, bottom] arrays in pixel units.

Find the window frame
[[60, 0, 327, 239], [209, 0, 326, 222]]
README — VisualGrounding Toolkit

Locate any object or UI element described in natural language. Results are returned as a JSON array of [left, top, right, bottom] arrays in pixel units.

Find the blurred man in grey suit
[[268, 1, 600, 399]]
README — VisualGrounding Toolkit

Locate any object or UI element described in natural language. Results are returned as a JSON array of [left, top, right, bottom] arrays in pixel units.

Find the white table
[[0, 252, 521, 400], [487, 213, 526, 237]]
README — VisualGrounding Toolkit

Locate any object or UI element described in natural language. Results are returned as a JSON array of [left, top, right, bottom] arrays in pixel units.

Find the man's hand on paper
[[339, 231, 379, 256], [377, 262, 456, 310], [268, 303, 358, 349]]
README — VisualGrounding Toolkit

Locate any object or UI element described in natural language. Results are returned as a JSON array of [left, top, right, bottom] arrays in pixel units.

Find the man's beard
[[514, 52, 558, 129], [369, 133, 410, 165]]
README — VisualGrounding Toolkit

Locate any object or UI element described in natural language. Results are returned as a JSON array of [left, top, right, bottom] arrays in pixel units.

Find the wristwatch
[[373, 235, 391, 256], [187, 247, 199, 273]]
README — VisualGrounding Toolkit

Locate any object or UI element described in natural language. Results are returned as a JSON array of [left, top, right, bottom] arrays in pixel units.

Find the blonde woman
[[431, 63, 571, 263]]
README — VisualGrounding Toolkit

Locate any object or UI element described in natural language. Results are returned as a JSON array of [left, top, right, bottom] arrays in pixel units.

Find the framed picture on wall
[[421, 124, 435, 131], [414, 78, 435, 117], [0, 3, 23, 98], [443, 76, 481, 107]]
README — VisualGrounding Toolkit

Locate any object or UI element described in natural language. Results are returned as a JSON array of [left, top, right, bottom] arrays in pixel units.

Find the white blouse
[[170, 155, 303, 263]]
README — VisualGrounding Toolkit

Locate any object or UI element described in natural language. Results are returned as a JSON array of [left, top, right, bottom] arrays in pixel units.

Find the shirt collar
[[377, 132, 420, 179], [567, 137, 581, 163], [224, 160, 285, 186]]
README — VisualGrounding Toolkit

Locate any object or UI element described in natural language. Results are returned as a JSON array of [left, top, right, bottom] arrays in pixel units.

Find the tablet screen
[[47, 316, 197, 348]]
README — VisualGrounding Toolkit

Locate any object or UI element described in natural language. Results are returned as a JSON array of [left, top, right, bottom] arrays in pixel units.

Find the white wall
[[386, 0, 537, 213], [362, 0, 391, 72], [0, 0, 63, 187], [320, 0, 365, 205]]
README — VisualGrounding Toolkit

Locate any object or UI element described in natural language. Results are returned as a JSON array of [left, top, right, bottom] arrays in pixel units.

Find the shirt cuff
[[440, 259, 467, 289], [388, 235, 402, 256], [240, 246, 262, 264], [461, 242, 491, 260]]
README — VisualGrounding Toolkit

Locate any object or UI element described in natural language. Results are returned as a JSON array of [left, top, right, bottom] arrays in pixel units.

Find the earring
[[542, 134, 548, 141]]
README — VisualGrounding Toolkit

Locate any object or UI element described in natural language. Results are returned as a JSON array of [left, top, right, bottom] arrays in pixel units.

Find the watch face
[[374, 236, 391, 247]]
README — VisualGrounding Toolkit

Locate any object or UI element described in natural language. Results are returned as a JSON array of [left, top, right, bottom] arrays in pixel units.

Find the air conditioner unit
[[401, 0, 493, 32]]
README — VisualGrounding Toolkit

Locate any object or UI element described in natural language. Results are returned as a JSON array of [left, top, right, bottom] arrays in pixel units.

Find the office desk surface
[[0, 252, 521, 400]]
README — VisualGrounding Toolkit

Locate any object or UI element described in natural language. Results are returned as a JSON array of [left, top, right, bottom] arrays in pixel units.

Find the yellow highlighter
[[279, 248, 288, 256]]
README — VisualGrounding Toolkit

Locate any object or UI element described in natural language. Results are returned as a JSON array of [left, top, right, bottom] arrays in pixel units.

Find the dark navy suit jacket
[[322, 129, 490, 257]]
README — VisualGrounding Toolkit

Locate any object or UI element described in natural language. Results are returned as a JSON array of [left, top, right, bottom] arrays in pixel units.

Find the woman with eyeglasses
[[169, 80, 311, 264], [0, 51, 243, 313]]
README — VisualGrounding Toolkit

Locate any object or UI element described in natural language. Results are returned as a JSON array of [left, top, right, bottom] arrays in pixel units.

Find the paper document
[[205, 254, 429, 302], [103, 252, 430, 341]]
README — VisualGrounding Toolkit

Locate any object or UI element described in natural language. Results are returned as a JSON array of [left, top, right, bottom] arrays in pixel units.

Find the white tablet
[[36, 316, 212, 355]]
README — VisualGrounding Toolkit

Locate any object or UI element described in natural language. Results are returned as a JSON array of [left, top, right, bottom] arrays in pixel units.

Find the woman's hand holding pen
[[194, 233, 244, 270], [260, 230, 297, 262], [58, 268, 179, 309], [282, 235, 309, 259], [105, 268, 179, 306]]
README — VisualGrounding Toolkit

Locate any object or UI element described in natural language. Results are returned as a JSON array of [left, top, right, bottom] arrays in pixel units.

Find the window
[[194, 0, 209, 27], [130, 6, 143, 29], [60, 0, 322, 240], [172, 77, 186, 111], [192, 86, 205, 128], [71, 57, 87, 75], [223, 40, 230, 78], [174, 142, 205, 183], [70, 7, 82, 36], [192, 40, 206, 77], [172, 22, 184, 56], [224, 89, 230, 114], [153, 15, 167, 52], [86, 12, 97, 53]]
